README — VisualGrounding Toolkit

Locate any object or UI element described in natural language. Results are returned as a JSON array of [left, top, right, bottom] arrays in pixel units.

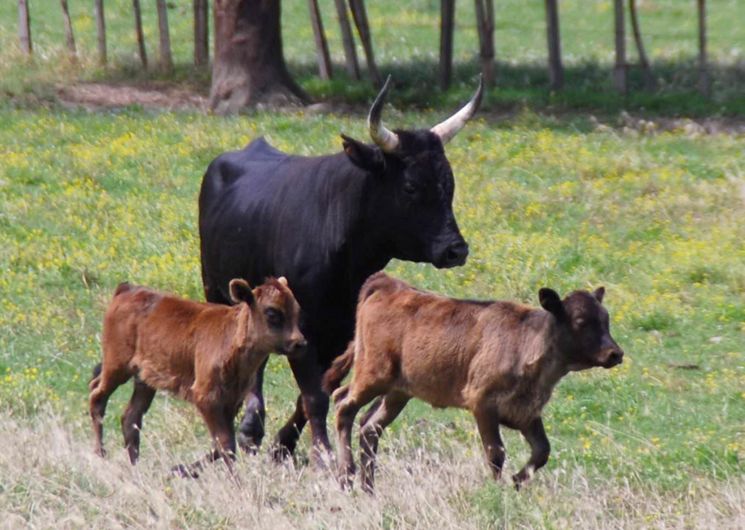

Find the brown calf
[[89, 277, 305, 476], [323, 272, 624, 492]]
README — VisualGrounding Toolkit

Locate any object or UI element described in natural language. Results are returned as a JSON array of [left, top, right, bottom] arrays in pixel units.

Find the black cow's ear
[[593, 286, 605, 304], [341, 134, 385, 172], [539, 288, 565, 320], [229, 279, 255, 307]]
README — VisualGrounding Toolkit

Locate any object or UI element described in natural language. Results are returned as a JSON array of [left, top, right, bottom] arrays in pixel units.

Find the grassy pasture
[[1, 0, 745, 527]]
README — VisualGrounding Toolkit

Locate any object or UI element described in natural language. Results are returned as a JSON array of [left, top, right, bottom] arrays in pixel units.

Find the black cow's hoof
[[171, 464, 200, 479], [237, 417, 265, 453]]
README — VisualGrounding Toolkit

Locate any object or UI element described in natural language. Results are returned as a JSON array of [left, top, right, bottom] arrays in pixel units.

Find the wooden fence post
[[60, 0, 77, 57], [156, 0, 174, 72], [133, 0, 148, 68], [474, 0, 495, 86], [94, 0, 107, 65], [18, 0, 32, 55], [439, 0, 455, 90], [697, 0, 710, 96], [629, 0, 655, 90], [545, 0, 564, 90], [194, 0, 209, 67], [334, 0, 360, 79], [349, 0, 382, 86], [612, 0, 627, 94], [308, 0, 333, 80]]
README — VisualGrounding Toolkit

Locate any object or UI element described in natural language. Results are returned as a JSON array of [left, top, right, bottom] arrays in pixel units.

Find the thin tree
[[697, 0, 710, 96], [628, 0, 654, 90], [210, 0, 308, 113], [18, 0, 32, 55], [60, 0, 77, 57], [334, 0, 360, 79], [133, 0, 148, 68], [439, 0, 455, 90], [474, 0, 495, 86], [94, 0, 107, 65], [156, 0, 174, 72], [349, 0, 381, 86], [308, 0, 332, 80], [612, 0, 627, 94], [194, 0, 209, 67], [544, 0, 563, 90]]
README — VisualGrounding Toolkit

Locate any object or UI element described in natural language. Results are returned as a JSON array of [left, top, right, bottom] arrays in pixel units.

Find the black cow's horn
[[368, 75, 400, 153], [430, 75, 484, 145]]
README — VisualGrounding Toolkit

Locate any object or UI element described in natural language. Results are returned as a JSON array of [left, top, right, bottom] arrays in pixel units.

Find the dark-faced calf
[[89, 277, 305, 475], [323, 272, 624, 492]]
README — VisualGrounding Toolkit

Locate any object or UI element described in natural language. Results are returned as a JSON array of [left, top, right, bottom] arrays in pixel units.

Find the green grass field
[[1, 0, 744, 527]]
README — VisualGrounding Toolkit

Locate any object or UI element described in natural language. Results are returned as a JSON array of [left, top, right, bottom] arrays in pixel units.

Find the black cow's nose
[[442, 241, 469, 268], [606, 350, 624, 367]]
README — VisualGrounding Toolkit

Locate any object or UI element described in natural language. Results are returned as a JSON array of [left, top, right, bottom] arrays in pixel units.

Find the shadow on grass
[[5, 53, 745, 119]]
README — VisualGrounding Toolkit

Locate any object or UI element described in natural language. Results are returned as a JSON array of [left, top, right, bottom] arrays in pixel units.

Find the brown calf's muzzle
[[283, 334, 307, 358]]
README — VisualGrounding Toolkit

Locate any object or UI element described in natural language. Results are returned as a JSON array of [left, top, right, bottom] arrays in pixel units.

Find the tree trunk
[[349, 0, 381, 86], [308, 0, 332, 80], [210, 0, 308, 114], [334, 0, 360, 79], [133, 0, 148, 68], [94, 0, 106, 65], [628, 0, 654, 90], [697, 0, 710, 96], [156, 0, 174, 72], [544, 0, 563, 90], [18, 0, 32, 55], [60, 0, 77, 57], [439, 0, 455, 90], [612, 0, 627, 94], [474, 0, 495, 86], [194, 0, 209, 67]]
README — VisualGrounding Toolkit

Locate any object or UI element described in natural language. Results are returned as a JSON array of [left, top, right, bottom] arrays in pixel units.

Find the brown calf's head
[[229, 277, 307, 357], [539, 286, 624, 371]]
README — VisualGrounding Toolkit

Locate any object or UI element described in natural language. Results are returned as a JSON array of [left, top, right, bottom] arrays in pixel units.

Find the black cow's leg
[[271, 395, 307, 462], [280, 347, 332, 467], [513, 417, 550, 490], [237, 357, 268, 453]]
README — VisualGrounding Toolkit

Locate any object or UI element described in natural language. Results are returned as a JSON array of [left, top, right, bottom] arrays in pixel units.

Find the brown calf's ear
[[341, 134, 385, 172], [539, 288, 565, 320], [593, 286, 605, 304], [229, 279, 255, 306]]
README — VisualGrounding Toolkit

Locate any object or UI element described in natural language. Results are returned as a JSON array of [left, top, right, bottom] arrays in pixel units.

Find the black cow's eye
[[403, 181, 417, 195], [265, 308, 284, 328]]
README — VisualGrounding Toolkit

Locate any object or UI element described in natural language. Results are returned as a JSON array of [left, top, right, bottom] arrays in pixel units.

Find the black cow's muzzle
[[602, 349, 624, 368], [435, 240, 469, 268]]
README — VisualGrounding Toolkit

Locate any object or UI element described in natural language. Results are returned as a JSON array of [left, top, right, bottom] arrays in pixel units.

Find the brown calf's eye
[[265, 308, 284, 328]]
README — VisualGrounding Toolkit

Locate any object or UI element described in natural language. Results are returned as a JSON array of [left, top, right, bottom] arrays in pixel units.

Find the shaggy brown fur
[[89, 277, 305, 476], [324, 272, 624, 492]]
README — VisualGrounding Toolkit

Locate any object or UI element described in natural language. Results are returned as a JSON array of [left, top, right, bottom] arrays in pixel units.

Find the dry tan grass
[[0, 412, 742, 530]]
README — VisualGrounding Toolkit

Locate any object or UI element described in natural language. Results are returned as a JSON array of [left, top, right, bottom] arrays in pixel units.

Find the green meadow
[[1, 0, 743, 527]]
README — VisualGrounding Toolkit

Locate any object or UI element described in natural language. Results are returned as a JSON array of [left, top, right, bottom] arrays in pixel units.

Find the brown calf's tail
[[322, 341, 355, 394]]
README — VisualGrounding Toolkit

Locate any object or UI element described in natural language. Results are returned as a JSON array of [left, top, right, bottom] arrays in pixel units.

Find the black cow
[[198, 76, 483, 464]]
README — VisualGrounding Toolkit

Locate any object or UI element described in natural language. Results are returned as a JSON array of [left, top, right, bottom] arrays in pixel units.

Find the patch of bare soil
[[57, 82, 207, 111]]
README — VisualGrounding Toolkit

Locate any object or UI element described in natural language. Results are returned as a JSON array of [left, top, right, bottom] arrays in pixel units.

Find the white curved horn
[[367, 75, 400, 153], [430, 75, 484, 145]]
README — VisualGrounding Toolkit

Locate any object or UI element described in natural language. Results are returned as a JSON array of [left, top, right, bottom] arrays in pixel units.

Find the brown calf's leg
[[121, 377, 156, 464], [89, 368, 131, 457], [237, 357, 268, 453], [334, 386, 379, 489], [176, 404, 238, 478], [359, 391, 409, 494], [473, 407, 506, 481], [513, 417, 550, 490]]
